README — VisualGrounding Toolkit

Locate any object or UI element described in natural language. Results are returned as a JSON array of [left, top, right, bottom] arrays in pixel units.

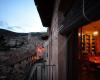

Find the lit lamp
[[78, 33, 81, 36], [93, 31, 99, 36]]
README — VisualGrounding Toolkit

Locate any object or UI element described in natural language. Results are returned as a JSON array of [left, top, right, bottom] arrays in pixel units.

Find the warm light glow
[[93, 31, 99, 36], [36, 45, 45, 58], [78, 33, 81, 36]]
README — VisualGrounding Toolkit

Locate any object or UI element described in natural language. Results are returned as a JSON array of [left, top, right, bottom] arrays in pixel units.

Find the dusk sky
[[0, 0, 47, 33]]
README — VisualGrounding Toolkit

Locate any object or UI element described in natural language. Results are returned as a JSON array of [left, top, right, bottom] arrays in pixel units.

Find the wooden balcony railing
[[25, 62, 56, 80]]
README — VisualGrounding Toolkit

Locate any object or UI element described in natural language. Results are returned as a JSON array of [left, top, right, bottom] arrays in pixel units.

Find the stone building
[[34, 0, 100, 80]]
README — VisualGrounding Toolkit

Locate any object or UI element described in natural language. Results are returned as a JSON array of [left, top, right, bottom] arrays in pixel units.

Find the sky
[[0, 0, 47, 33]]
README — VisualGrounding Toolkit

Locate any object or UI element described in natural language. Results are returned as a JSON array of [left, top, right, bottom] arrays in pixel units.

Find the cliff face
[[0, 29, 45, 80]]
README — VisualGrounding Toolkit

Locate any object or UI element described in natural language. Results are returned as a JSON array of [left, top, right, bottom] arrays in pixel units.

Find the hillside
[[0, 29, 46, 80], [0, 29, 46, 50], [0, 29, 46, 37]]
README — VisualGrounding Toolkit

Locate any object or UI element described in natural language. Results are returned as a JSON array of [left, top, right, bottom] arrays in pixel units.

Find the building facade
[[34, 0, 100, 80]]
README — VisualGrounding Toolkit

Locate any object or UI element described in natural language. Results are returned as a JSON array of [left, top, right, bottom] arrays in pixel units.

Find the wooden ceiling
[[82, 20, 100, 33], [34, 0, 55, 27]]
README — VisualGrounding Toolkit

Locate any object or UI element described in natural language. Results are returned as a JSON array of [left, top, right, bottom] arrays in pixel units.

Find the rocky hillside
[[0, 29, 46, 80], [0, 29, 46, 50]]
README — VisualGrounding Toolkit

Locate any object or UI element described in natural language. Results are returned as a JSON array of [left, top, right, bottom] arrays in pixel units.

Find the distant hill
[[0, 29, 17, 37], [30, 32, 47, 36], [0, 29, 47, 51], [0, 29, 47, 37]]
